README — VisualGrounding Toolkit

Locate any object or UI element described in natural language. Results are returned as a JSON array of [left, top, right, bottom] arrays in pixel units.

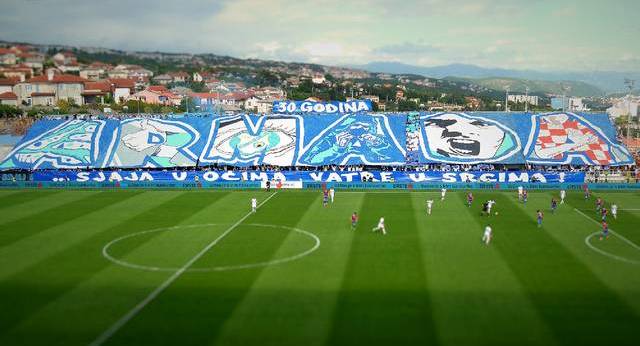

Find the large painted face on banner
[[201, 116, 300, 166], [213, 123, 297, 158], [422, 113, 518, 162]]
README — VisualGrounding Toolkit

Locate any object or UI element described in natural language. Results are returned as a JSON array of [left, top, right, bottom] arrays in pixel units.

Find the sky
[[2, 0, 639, 72]]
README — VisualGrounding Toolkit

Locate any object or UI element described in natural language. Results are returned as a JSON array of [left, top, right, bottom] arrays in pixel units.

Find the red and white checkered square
[[536, 118, 612, 165]]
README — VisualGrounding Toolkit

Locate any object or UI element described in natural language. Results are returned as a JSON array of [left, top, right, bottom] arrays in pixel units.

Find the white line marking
[[584, 232, 640, 265], [102, 223, 320, 272], [574, 208, 640, 251], [574, 208, 640, 264], [90, 192, 279, 346]]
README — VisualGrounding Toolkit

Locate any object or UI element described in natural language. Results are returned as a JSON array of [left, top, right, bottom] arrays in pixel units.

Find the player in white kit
[[329, 187, 335, 203], [518, 186, 524, 201], [487, 200, 496, 214], [611, 203, 618, 219], [427, 199, 434, 215], [482, 225, 492, 245], [372, 217, 386, 235], [560, 189, 566, 204], [441, 188, 447, 201], [251, 198, 257, 213]]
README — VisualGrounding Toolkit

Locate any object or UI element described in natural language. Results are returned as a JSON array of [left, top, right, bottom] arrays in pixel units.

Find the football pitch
[[0, 189, 639, 346]]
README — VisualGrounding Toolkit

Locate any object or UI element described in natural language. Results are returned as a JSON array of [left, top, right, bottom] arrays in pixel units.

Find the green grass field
[[0, 189, 639, 346]]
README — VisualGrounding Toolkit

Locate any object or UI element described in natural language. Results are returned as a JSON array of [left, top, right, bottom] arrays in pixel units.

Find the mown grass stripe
[[0, 190, 98, 227], [0, 190, 63, 210], [0, 191, 135, 247], [0, 191, 229, 341], [211, 192, 365, 346], [465, 191, 640, 346], [100, 192, 319, 346], [327, 192, 439, 346], [410, 192, 559, 346]]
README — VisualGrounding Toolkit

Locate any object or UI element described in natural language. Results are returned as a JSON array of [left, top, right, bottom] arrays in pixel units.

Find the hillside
[[353, 62, 637, 94], [445, 77, 604, 97]]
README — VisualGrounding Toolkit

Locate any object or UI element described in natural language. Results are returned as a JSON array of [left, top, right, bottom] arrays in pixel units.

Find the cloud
[[0, 0, 639, 72], [374, 42, 441, 55]]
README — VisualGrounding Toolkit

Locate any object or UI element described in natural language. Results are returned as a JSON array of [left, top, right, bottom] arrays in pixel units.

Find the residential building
[[81, 81, 112, 104], [80, 62, 112, 80], [109, 64, 153, 79], [152, 74, 173, 85], [360, 94, 380, 103], [168, 71, 189, 83], [52, 51, 77, 66], [0, 48, 17, 65], [130, 88, 181, 106], [109, 78, 136, 103], [14, 71, 87, 106], [58, 62, 80, 73], [508, 94, 539, 106], [0, 92, 18, 106], [312, 73, 326, 85], [607, 97, 639, 119], [190, 91, 253, 110], [551, 97, 588, 111], [0, 65, 33, 82], [17, 52, 45, 72], [245, 96, 279, 114], [253, 86, 286, 99], [0, 77, 19, 94], [192, 71, 217, 83]]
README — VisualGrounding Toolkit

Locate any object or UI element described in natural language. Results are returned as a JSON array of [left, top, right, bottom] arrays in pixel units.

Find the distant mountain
[[445, 76, 603, 97], [352, 62, 639, 95]]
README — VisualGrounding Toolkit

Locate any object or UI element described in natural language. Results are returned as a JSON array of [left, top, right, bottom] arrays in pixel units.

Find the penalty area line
[[90, 191, 279, 346]]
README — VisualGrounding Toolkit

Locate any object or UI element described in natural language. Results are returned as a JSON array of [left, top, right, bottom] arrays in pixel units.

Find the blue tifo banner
[[1, 112, 634, 170], [272, 100, 372, 114], [32, 170, 585, 184]]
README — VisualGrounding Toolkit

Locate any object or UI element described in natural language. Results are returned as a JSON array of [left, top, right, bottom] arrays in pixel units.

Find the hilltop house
[[14, 70, 87, 106]]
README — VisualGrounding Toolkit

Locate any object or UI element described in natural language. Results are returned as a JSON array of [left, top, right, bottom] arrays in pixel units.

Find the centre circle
[[102, 223, 321, 272]]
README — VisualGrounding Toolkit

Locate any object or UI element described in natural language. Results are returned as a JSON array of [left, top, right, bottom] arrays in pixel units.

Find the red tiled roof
[[148, 85, 168, 92], [31, 92, 55, 97], [0, 77, 19, 86], [160, 91, 181, 99], [11, 45, 33, 53], [0, 91, 17, 100], [108, 78, 135, 88], [84, 81, 111, 92], [1, 67, 33, 73], [25, 74, 87, 84], [0, 48, 14, 55]]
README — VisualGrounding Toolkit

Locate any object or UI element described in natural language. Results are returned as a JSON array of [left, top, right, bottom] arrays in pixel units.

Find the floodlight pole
[[504, 86, 509, 112], [561, 84, 570, 113], [625, 79, 635, 146]]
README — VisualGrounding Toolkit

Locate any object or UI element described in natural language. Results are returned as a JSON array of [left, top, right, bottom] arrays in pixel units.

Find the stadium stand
[[0, 112, 635, 184]]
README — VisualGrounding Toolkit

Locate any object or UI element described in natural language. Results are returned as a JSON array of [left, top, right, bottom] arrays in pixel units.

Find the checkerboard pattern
[[536, 118, 612, 165]]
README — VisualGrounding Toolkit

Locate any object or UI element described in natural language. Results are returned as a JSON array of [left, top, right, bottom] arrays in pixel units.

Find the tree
[[0, 105, 22, 117], [255, 70, 280, 87]]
